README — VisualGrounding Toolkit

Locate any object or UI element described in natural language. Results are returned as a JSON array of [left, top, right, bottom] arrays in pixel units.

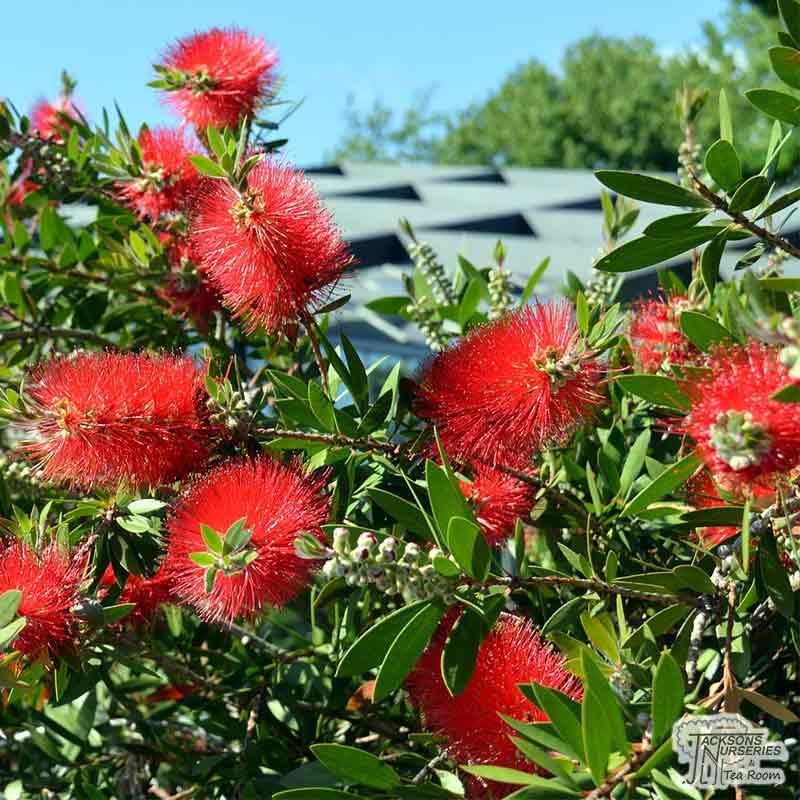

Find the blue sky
[[2, 0, 729, 165]]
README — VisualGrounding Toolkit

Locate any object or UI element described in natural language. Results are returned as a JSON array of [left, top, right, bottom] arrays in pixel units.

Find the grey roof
[[312, 161, 800, 358]]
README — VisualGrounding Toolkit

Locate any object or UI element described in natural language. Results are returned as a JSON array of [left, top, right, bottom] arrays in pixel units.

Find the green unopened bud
[[709, 411, 771, 471]]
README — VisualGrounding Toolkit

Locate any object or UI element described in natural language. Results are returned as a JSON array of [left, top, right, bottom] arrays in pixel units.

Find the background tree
[[335, 2, 795, 175]]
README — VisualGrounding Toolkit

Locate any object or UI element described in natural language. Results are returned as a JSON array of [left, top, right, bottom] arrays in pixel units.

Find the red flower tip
[[30, 96, 78, 140], [100, 565, 172, 626], [190, 158, 351, 332], [0, 541, 84, 658], [117, 127, 199, 219], [416, 302, 604, 467], [407, 612, 582, 798], [163, 457, 330, 623], [160, 28, 278, 129], [24, 352, 211, 490], [680, 343, 800, 488], [629, 295, 696, 373], [459, 465, 535, 547]]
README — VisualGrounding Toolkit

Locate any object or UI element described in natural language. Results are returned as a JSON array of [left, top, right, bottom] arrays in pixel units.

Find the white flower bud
[[332, 528, 350, 555], [357, 531, 378, 550]]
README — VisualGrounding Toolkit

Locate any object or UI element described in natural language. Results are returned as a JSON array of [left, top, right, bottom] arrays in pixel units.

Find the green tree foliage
[[335, 3, 797, 175]]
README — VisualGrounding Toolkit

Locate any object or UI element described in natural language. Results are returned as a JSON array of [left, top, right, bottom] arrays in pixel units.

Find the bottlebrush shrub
[[1, 16, 800, 800]]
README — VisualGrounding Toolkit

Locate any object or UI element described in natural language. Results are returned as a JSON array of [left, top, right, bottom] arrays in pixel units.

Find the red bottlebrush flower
[[117, 128, 199, 219], [163, 457, 330, 623], [143, 682, 196, 704], [156, 233, 221, 332], [5, 162, 36, 208], [407, 612, 583, 798], [680, 343, 800, 488], [416, 302, 603, 467], [100, 565, 172, 626], [629, 295, 696, 373], [459, 465, 535, 547], [30, 96, 78, 140], [0, 541, 84, 658], [24, 352, 210, 490], [190, 158, 351, 332], [159, 28, 278, 129]]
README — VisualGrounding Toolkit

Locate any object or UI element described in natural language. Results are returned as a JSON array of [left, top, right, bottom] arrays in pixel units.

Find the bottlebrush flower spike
[[163, 457, 330, 623], [99, 565, 172, 626], [459, 465, 535, 547], [407, 612, 582, 798], [629, 295, 696, 373], [117, 127, 199, 219], [416, 302, 603, 467], [0, 541, 84, 658], [680, 344, 800, 487], [29, 96, 78, 140], [190, 158, 351, 332], [24, 352, 210, 490], [158, 28, 278, 129]]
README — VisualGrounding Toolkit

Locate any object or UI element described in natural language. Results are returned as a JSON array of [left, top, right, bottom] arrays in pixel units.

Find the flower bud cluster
[[488, 267, 512, 320], [205, 381, 256, 438], [584, 269, 616, 307], [406, 239, 457, 306], [321, 528, 458, 604], [18, 135, 77, 194], [406, 298, 448, 352]]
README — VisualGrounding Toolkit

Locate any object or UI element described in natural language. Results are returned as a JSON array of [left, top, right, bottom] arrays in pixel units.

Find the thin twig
[[689, 170, 800, 260], [585, 742, 654, 800], [300, 309, 330, 395], [254, 426, 401, 455], [0, 326, 114, 348], [486, 574, 702, 607]]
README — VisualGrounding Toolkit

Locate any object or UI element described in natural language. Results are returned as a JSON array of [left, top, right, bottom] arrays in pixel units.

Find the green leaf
[[189, 552, 217, 568], [426, 460, 472, 539], [594, 229, 719, 273], [769, 46, 800, 90], [619, 428, 650, 497], [643, 211, 709, 238], [701, 233, 727, 293], [127, 499, 166, 515], [581, 689, 610, 785], [206, 125, 226, 159], [756, 186, 800, 220], [310, 744, 401, 790], [622, 453, 703, 517], [223, 517, 251, 553], [273, 791, 356, 800], [579, 613, 619, 665], [704, 139, 742, 193], [0, 590, 22, 629], [758, 529, 795, 619], [0, 617, 26, 650], [372, 600, 445, 702], [308, 382, 337, 432], [336, 599, 430, 677], [341, 333, 369, 414], [651, 651, 684, 744], [719, 89, 733, 142], [745, 89, 800, 126], [367, 489, 431, 537], [498, 778, 580, 798], [200, 524, 223, 555], [779, 0, 800, 46], [681, 506, 746, 527], [672, 565, 715, 594], [615, 374, 690, 411], [594, 171, 709, 208], [773, 383, 800, 402], [447, 516, 490, 581], [679, 311, 732, 351], [102, 603, 136, 624], [461, 765, 541, 786], [188, 154, 227, 178], [576, 291, 589, 336], [519, 257, 550, 305], [529, 683, 584, 762], [580, 652, 629, 755], [728, 175, 770, 213], [623, 605, 691, 649], [441, 607, 488, 696]]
